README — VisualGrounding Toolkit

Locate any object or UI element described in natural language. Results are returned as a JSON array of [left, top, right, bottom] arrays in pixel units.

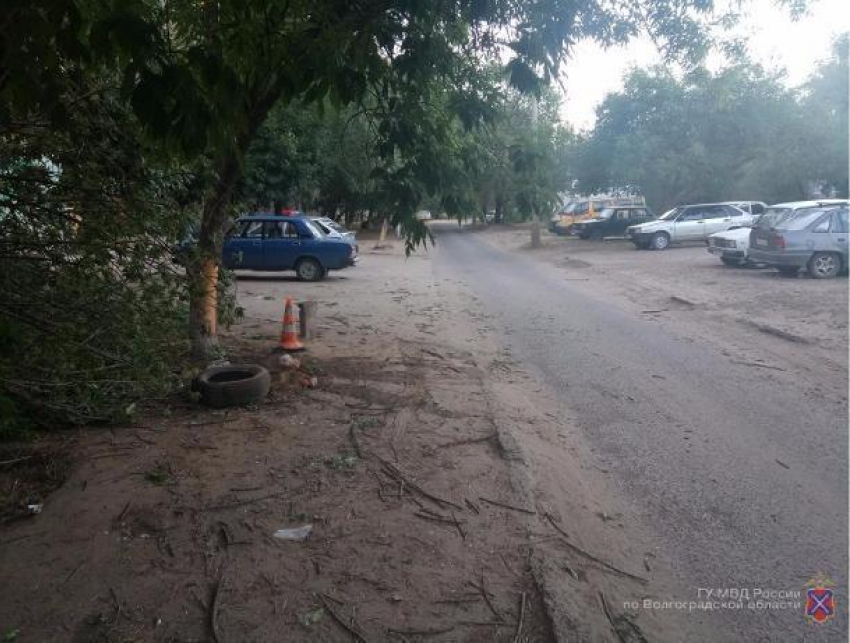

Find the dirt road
[[433, 222, 848, 642]]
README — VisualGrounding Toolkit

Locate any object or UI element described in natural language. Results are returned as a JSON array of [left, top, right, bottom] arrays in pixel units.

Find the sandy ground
[[480, 224, 848, 379], [1, 223, 846, 642], [0, 237, 558, 643]]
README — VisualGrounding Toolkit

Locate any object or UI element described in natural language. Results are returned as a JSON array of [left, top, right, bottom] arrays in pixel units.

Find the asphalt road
[[431, 224, 848, 642]]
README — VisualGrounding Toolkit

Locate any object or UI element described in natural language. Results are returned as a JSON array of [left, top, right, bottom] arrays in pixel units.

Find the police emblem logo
[[805, 574, 836, 624]]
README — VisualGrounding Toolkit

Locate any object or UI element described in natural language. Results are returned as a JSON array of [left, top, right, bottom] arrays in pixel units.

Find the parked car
[[554, 196, 645, 235], [748, 203, 849, 278], [415, 210, 432, 221], [222, 215, 357, 280], [573, 206, 655, 240], [626, 202, 750, 250], [707, 200, 844, 267], [311, 216, 358, 258], [722, 201, 768, 217]]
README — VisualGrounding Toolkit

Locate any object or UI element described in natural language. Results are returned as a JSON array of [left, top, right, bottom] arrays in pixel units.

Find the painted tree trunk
[[188, 258, 219, 359], [187, 151, 243, 360], [376, 218, 388, 247]]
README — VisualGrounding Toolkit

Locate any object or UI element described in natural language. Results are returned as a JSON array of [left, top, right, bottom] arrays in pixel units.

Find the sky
[[559, 0, 850, 130]]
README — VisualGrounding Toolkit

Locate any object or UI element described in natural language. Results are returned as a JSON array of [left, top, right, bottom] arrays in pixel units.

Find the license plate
[[755, 238, 768, 246]]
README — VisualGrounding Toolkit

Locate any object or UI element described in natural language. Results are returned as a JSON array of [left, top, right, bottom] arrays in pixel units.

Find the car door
[[632, 208, 653, 225], [815, 208, 849, 258], [833, 209, 849, 261], [703, 205, 735, 235], [610, 209, 632, 235], [262, 219, 301, 270], [673, 207, 705, 240], [223, 220, 264, 269]]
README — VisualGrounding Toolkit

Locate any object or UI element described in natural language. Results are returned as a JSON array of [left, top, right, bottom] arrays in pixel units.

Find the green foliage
[[0, 85, 195, 435], [573, 37, 848, 210]]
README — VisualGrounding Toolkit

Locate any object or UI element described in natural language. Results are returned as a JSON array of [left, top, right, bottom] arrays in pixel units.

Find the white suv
[[627, 203, 751, 250]]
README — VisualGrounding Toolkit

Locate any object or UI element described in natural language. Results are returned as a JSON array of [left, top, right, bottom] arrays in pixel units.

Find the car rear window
[[755, 207, 798, 229], [302, 220, 325, 237], [780, 208, 838, 231]]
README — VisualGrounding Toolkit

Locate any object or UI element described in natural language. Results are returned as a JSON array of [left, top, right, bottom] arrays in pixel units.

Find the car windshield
[[781, 207, 843, 231], [658, 207, 682, 221], [597, 208, 615, 220]]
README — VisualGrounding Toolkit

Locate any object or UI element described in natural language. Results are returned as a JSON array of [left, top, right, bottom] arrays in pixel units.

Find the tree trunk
[[530, 213, 541, 248], [188, 258, 219, 359], [186, 92, 280, 361], [375, 218, 388, 247], [188, 153, 243, 360]]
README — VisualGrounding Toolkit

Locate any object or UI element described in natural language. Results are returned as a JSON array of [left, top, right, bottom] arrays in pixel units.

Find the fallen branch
[[211, 565, 228, 643], [458, 619, 517, 627], [730, 360, 785, 372], [61, 562, 84, 586], [513, 592, 526, 643], [414, 511, 466, 533], [349, 421, 363, 458], [135, 431, 157, 445], [542, 512, 569, 539], [479, 496, 536, 515], [600, 591, 628, 643], [434, 595, 481, 605], [450, 510, 466, 540], [469, 576, 502, 622], [0, 456, 32, 467], [436, 434, 495, 449], [378, 458, 464, 511], [117, 500, 132, 522], [543, 513, 647, 584], [318, 593, 370, 643], [206, 494, 280, 511], [388, 625, 454, 637]]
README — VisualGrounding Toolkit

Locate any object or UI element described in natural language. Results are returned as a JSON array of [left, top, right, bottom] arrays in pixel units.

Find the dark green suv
[[574, 206, 655, 240]]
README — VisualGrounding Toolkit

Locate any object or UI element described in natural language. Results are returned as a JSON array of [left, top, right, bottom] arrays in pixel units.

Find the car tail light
[[774, 234, 785, 249]]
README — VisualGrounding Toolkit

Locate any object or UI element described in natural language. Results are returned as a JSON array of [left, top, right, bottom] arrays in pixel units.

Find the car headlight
[[728, 240, 737, 249]]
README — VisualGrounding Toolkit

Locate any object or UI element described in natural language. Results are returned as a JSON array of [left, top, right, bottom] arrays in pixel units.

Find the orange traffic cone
[[279, 297, 305, 352]]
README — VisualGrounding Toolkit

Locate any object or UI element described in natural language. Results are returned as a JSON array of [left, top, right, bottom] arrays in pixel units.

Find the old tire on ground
[[651, 232, 670, 250], [194, 364, 271, 408], [777, 266, 799, 277], [296, 257, 323, 281], [721, 257, 745, 267], [808, 252, 840, 279]]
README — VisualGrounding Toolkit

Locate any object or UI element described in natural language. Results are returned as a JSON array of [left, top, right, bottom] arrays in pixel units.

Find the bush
[[0, 89, 197, 436]]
